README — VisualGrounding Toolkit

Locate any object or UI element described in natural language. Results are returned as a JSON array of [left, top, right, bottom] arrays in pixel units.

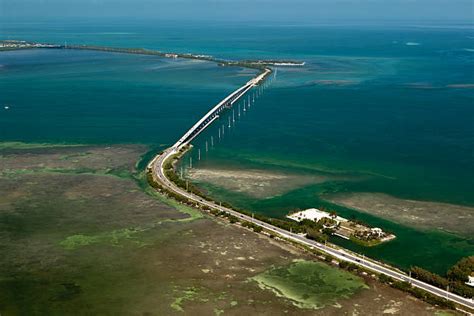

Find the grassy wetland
[[1, 31, 471, 313], [0, 142, 458, 315]]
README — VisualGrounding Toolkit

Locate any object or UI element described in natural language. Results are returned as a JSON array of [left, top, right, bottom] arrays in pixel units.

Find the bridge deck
[[173, 69, 270, 149]]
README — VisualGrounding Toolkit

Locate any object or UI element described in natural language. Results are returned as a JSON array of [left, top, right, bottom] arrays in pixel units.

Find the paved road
[[147, 69, 473, 311], [149, 146, 473, 311], [174, 68, 271, 148]]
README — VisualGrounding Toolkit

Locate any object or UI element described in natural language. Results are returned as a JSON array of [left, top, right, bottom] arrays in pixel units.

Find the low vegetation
[[149, 147, 472, 312]]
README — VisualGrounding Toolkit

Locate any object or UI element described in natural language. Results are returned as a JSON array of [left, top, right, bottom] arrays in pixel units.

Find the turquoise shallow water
[[189, 47, 474, 273], [1, 19, 473, 273], [0, 48, 256, 143]]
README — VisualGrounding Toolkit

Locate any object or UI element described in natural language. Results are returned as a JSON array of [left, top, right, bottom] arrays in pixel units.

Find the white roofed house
[[287, 208, 347, 225], [466, 275, 474, 287], [370, 228, 385, 238]]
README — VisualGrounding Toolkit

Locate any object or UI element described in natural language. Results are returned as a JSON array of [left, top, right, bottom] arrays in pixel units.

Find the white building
[[466, 276, 474, 287], [287, 208, 347, 224], [370, 228, 385, 237]]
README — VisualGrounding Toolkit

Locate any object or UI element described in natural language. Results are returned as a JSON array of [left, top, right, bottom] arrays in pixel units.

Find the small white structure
[[466, 276, 474, 287], [287, 208, 347, 224], [370, 228, 384, 237]]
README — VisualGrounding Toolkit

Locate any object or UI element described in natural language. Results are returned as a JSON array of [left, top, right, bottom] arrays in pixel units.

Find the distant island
[[2, 39, 472, 312], [0, 40, 305, 75], [0, 40, 61, 50]]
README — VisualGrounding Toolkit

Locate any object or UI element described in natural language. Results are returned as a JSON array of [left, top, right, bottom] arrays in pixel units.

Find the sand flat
[[0, 144, 449, 315], [325, 192, 474, 236], [188, 167, 353, 199]]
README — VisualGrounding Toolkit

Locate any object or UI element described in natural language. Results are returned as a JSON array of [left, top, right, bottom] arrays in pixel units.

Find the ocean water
[[0, 48, 256, 143], [1, 19, 473, 273]]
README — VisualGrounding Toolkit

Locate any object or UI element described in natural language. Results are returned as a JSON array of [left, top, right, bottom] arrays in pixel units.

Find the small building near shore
[[287, 208, 347, 225], [370, 227, 384, 237], [287, 208, 395, 246], [466, 276, 474, 287]]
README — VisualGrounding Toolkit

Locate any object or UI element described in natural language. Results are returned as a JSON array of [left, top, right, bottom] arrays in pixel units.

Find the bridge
[[148, 68, 474, 312], [173, 68, 271, 149]]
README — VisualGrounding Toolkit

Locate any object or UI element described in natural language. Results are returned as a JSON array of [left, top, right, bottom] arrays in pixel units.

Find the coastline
[[146, 102, 473, 312], [148, 141, 473, 311], [0, 40, 302, 79], [2, 41, 472, 312]]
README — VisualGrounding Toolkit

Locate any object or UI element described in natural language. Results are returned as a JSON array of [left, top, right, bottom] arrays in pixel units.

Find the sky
[[1, 0, 473, 23]]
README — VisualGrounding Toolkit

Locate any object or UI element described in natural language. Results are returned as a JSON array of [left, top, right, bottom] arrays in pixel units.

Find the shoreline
[[145, 71, 474, 311], [2, 40, 472, 311], [148, 145, 473, 311], [0, 40, 304, 76]]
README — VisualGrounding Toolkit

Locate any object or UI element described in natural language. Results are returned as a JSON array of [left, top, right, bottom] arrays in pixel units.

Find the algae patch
[[59, 194, 203, 250], [170, 286, 200, 312], [250, 260, 367, 310], [59, 173, 204, 250], [60, 227, 147, 250]]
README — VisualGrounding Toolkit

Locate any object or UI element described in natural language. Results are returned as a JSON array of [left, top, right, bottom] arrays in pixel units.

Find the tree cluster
[[447, 256, 473, 283], [410, 262, 474, 298]]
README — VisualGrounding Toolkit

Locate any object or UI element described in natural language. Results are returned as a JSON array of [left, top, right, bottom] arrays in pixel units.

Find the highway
[[174, 68, 271, 148], [148, 71, 474, 311]]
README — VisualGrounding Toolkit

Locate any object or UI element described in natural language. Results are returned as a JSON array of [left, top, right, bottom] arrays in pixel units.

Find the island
[[2, 40, 472, 311], [287, 208, 396, 246], [0, 40, 60, 50]]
